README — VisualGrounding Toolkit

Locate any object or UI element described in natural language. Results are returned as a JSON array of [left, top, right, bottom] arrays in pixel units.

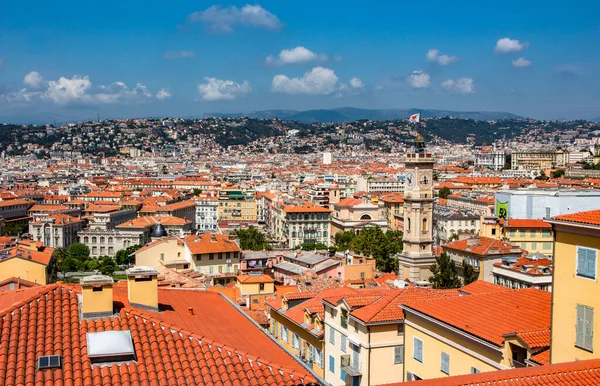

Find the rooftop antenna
[[97, 113, 100, 122]]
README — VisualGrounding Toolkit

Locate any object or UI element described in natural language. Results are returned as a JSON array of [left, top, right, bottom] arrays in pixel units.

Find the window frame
[[413, 337, 423, 363], [576, 304, 594, 352], [394, 345, 404, 364], [441, 352, 450, 374], [576, 246, 597, 281]]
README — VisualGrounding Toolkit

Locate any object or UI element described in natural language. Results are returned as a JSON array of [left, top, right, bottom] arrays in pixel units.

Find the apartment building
[[194, 195, 218, 232], [511, 149, 567, 170], [381, 193, 404, 231], [443, 236, 523, 282], [0, 198, 35, 223], [503, 219, 554, 256], [218, 189, 257, 221], [29, 214, 83, 248], [330, 197, 387, 240], [0, 241, 54, 284], [547, 209, 600, 364], [492, 255, 553, 291], [182, 233, 242, 285], [401, 283, 551, 381], [282, 202, 332, 249]]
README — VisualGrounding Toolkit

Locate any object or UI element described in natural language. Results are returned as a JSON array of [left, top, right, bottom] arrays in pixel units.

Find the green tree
[[438, 186, 451, 199], [98, 256, 117, 276], [192, 188, 202, 196], [67, 243, 90, 262], [429, 253, 462, 289], [448, 233, 459, 242], [233, 227, 271, 251], [551, 169, 565, 178], [462, 262, 478, 285], [51, 247, 68, 281], [535, 170, 549, 181], [115, 244, 142, 266], [334, 231, 356, 251], [296, 242, 328, 251], [350, 227, 402, 272], [1, 223, 26, 236]]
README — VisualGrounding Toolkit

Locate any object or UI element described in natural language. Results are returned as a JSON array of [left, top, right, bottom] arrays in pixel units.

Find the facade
[[218, 189, 257, 221], [182, 233, 242, 285], [78, 209, 146, 257], [494, 189, 600, 220], [475, 150, 506, 171], [511, 149, 567, 170], [502, 219, 554, 256], [433, 207, 480, 246], [132, 237, 190, 270], [29, 214, 83, 248], [330, 197, 387, 240], [443, 236, 524, 282], [398, 135, 436, 282], [0, 242, 54, 284], [0, 198, 35, 224], [381, 193, 404, 231], [194, 195, 218, 232], [547, 209, 600, 364], [401, 284, 551, 381], [492, 256, 553, 291], [282, 202, 332, 249], [357, 176, 405, 193]]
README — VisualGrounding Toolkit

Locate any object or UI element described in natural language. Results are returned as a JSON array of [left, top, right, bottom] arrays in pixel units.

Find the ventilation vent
[[38, 355, 61, 370]]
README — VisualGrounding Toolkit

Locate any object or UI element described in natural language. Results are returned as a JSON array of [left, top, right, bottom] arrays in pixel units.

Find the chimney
[[125, 266, 160, 312], [211, 234, 217, 242], [188, 307, 195, 316], [80, 275, 115, 319]]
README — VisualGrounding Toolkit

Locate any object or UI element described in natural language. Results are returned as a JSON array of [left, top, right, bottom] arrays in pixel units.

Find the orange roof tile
[[444, 236, 522, 257], [391, 358, 600, 386], [184, 234, 241, 254], [552, 208, 600, 226], [504, 219, 552, 229]]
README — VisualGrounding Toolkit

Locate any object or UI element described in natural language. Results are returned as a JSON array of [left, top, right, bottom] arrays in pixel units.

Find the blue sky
[[0, 0, 599, 122]]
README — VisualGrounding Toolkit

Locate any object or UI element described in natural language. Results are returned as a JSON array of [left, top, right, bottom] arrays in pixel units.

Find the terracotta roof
[[184, 234, 241, 254], [444, 236, 522, 257], [504, 219, 552, 229], [116, 215, 191, 229], [512, 329, 551, 350], [0, 245, 54, 266], [284, 201, 331, 213], [552, 208, 600, 226], [0, 284, 317, 386], [390, 358, 600, 386], [237, 274, 275, 284], [529, 348, 550, 365], [402, 288, 551, 347], [460, 281, 513, 295]]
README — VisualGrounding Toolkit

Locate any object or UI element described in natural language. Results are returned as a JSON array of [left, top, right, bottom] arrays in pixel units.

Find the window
[[38, 355, 61, 370], [441, 352, 450, 374], [394, 346, 404, 364], [413, 337, 423, 363], [530, 230, 536, 237], [360, 272, 365, 279], [259, 283, 265, 291], [471, 367, 480, 374], [209, 253, 214, 260], [341, 369, 346, 382], [577, 247, 597, 280], [509, 230, 516, 238], [341, 310, 348, 329], [292, 333, 300, 350], [281, 326, 289, 343], [531, 242, 537, 250], [543, 242, 552, 250], [576, 304, 594, 352], [542, 230, 551, 238], [491, 228, 496, 236], [329, 355, 335, 373], [313, 347, 323, 367], [422, 218, 428, 232], [520, 242, 527, 249], [519, 230, 526, 237], [397, 323, 404, 336], [329, 326, 336, 344], [341, 334, 347, 353], [160, 253, 164, 261]]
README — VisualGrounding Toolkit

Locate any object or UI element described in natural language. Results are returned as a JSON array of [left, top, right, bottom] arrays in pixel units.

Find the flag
[[409, 113, 420, 123]]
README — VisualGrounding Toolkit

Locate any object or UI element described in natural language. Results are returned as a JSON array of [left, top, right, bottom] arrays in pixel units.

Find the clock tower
[[398, 132, 436, 283]]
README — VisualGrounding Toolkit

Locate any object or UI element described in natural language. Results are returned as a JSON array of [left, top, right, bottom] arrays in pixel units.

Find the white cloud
[[495, 37, 528, 54], [441, 78, 475, 94], [512, 57, 531, 68], [197, 77, 251, 101], [265, 46, 326, 65], [406, 70, 431, 89], [163, 50, 195, 59], [271, 67, 345, 95], [187, 4, 282, 33], [426, 49, 459, 66], [23, 71, 44, 89], [155, 89, 172, 100], [2, 72, 165, 105], [349, 77, 364, 89]]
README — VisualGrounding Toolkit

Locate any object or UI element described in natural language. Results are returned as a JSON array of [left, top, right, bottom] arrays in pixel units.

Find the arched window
[[360, 214, 372, 220], [100, 237, 105, 244], [84, 237, 89, 244], [92, 237, 97, 244], [407, 218, 411, 231], [422, 218, 428, 231], [108, 237, 113, 244]]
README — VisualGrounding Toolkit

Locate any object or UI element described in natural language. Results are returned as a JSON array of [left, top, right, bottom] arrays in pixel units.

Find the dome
[[151, 223, 168, 238]]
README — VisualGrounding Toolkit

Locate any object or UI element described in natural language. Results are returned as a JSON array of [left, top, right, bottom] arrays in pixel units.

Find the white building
[[475, 150, 506, 171], [323, 152, 332, 165], [495, 189, 600, 219], [356, 176, 404, 193], [194, 196, 218, 232]]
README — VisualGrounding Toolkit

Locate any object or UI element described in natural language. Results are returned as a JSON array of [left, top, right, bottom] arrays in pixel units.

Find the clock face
[[406, 173, 414, 187], [419, 173, 431, 188]]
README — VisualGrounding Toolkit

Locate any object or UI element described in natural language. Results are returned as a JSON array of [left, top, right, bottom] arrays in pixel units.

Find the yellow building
[[0, 243, 54, 285], [131, 237, 190, 270], [236, 273, 275, 299], [218, 189, 257, 221], [547, 209, 600, 364], [381, 193, 404, 231], [502, 219, 554, 256], [401, 282, 551, 381]]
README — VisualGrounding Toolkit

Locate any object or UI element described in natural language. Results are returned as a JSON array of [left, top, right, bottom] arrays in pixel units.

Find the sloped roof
[[552, 208, 600, 226], [0, 284, 317, 386]]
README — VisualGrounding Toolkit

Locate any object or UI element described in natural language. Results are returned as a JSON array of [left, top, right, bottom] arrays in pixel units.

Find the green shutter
[[576, 305, 585, 348], [587, 250, 597, 279], [578, 248, 588, 277]]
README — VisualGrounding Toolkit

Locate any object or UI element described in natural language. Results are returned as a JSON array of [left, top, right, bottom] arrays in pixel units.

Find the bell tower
[[398, 132, 436, 283]]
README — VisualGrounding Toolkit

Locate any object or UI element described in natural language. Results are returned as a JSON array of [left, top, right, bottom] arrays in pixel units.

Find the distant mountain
[[204, 107, 524, 123], [592, 116, 600, 122]]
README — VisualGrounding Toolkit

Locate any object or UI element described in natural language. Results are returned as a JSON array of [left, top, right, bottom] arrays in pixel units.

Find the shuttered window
[[394, 346, 404, 364], [576, 304, 594, 352], [577, 247, 597, 279], [341, 334, 347, 353], [329, 326, 335, 344], [413, 337, 423, 363], [441, 352, 450, 374], [329, 355, 335, 373]]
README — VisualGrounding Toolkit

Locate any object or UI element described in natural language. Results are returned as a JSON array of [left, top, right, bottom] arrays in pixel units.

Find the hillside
[[205, 107, 523, 123]]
